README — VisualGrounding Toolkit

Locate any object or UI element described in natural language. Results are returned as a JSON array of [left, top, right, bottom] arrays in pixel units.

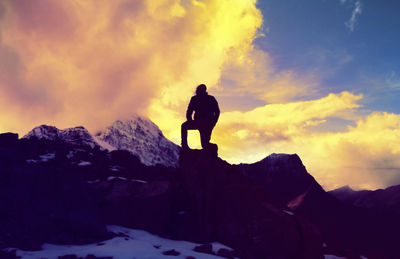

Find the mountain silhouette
[[329, 184, 400, 216]]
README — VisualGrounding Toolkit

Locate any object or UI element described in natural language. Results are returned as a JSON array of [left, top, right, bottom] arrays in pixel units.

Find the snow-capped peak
[[23, 125, 98, 149], [94, 115, 180, 167]]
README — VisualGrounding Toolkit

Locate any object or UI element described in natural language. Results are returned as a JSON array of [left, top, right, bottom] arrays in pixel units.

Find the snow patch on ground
[[282, 210, 294, 216], [40, 153, 56, 161], [26, 159, 38, 163], [324, 255, 346, 259], [26, 153, 56, 163], [110, 165, 121, 172], [107, 176, 128, 181], [87, 179, 100, 184], [6, 225, 234, 259], [78, 161, 91, 166], [131, 179, 147, 184]]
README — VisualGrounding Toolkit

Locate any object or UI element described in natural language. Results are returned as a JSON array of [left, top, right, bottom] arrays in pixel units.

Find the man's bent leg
[[181, 121, 189, 149]]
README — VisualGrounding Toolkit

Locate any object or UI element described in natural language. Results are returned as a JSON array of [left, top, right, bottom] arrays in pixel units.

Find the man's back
[[188, 94, 219, 121]]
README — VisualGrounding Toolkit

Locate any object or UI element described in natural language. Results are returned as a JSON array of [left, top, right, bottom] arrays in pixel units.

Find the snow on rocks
[[105, 177, 147, 184], [110, 165, 121, 172], [282, 210, 295, 216], [324, 254, 368, 259], [324, 255, 346, 259], [131, 179, 148, 184], [66, 151, 74, 159], [26, 153, 56, 163], [87, 179, 101, 184], [25, 159, 38, 164], [78, 161, 91, 166], [107, 176, 128, 181], [40, 153, 56, 161]]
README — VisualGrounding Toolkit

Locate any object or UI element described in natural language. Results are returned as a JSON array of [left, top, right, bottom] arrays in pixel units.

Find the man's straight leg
[[199, 121, 213, 149]]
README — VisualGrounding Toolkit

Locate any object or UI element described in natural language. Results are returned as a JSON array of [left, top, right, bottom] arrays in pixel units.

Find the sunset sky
[[0, 0, 399, 190]]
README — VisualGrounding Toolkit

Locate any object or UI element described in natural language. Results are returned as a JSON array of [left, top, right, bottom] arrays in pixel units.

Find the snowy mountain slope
[[23, 115, 180, 167], [94, 115, 180, 167]]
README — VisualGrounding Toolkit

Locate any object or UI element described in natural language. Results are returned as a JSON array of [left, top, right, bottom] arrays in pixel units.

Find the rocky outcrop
[[174, 149, 324, 259]]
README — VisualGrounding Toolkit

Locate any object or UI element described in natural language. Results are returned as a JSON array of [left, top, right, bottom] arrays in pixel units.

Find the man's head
[[196, 84, 207, 95]]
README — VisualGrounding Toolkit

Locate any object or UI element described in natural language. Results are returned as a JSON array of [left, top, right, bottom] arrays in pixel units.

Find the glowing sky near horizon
[[0, 0, 399, 190]]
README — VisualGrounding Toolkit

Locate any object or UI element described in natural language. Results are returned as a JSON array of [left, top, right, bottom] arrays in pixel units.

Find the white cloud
[[345, 1, 362, 32]]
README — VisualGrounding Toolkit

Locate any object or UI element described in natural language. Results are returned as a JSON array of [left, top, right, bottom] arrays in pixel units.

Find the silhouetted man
[[181, 84, 220, 150]]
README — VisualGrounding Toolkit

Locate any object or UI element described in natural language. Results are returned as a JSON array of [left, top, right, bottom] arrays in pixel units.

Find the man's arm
[[186, 97, 195, 121]]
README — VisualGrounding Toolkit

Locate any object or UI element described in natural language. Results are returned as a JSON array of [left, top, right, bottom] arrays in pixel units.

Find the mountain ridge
[[23, 115, 180, 167]]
